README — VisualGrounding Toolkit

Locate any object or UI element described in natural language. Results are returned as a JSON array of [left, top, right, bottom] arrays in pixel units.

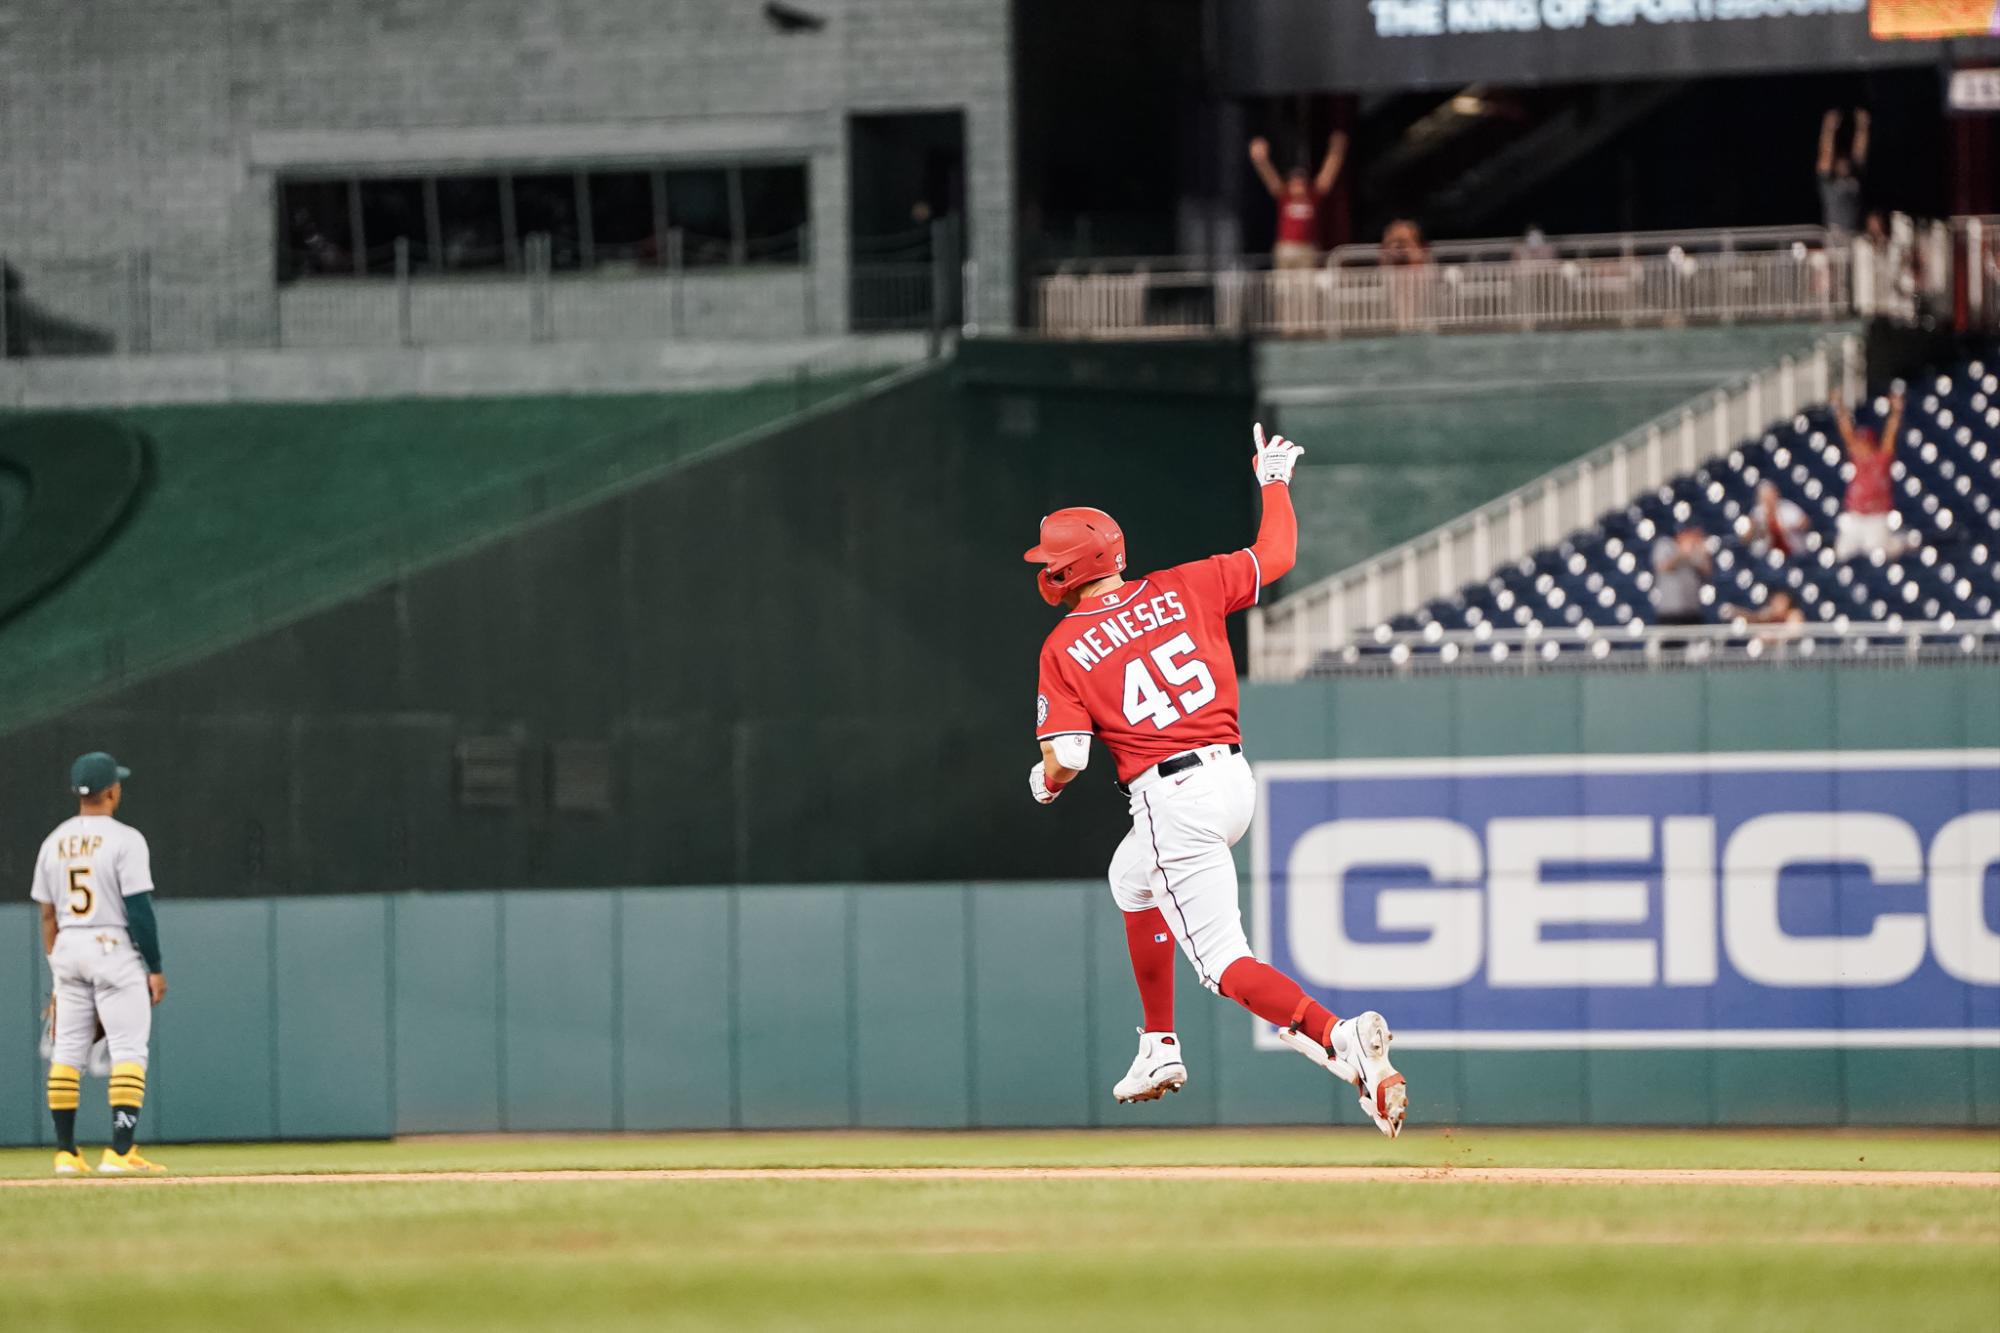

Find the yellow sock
[[46, 1064, 80, 1112], [108, 1062, 147, 1111]]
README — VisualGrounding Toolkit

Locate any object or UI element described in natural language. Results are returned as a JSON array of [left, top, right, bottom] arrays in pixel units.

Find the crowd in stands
[[1341, 356, 2000, 667], [1242, 104, 1935, 300], [1645, 388, 1921, 645]]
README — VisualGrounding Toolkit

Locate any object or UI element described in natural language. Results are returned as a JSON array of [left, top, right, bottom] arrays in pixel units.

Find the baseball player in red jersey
[[1025, 425, 1407, 1137]]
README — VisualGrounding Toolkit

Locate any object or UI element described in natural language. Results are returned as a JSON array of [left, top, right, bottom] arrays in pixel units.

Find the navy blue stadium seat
[[1358, 355, 2000, 648]]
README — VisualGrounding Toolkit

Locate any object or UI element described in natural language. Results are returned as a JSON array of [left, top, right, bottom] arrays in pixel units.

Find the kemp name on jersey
[[1036, 553, 1261, 782]]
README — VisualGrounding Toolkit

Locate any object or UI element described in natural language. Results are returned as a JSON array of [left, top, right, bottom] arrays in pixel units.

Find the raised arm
[[1880, 386, 1903, 459], [1249, 424, 1302, 581], [1247, 137, 1285, 200], [1313, 130, 1348, 199], [1851, 108, 1870, 171], [1830, 388, 1859, 453], [1817, 109, 1839, 177]]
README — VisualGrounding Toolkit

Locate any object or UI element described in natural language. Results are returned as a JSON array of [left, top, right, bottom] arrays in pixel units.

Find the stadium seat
[[1338, 355, 2000, 667]]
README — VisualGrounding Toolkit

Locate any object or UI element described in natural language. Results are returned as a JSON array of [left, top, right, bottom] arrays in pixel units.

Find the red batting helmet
[[1023, 507, 1126, 606]]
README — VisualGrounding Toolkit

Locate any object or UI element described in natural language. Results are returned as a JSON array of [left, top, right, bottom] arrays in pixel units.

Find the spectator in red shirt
[[1832, 386, 1907, 561], [1249, 132, 1346, 270], [1747, 481, 1812, 561]]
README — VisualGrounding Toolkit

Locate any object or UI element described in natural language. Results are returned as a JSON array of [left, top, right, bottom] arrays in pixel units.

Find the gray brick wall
[[0, 0, 1014, 344]]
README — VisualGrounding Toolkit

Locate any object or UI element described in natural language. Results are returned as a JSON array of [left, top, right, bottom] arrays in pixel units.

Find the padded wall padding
[[0, 412, 147, 626]]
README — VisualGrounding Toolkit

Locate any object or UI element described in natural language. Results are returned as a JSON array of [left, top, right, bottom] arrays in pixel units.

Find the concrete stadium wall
[[3, 661, 1991, 1146], [0, 335, 927, 409], [0, 0, 1014, 339], [1261, 322, 1854, 585]]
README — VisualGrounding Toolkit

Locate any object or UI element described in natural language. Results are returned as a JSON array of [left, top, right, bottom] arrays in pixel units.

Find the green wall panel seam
[[964, 888, 980, 1128], [610, 891, 626, 1133], [495, 897, 509, 1134], [266, 900, 281, 1138], [843, 886, 861, 1129], [726, 887, 742, 1130], [384, 898, 398, 1136]]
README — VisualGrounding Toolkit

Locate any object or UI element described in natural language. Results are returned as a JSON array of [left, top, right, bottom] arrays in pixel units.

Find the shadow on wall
[[0, 413, 149, 626], [2, 262, 117, 358]]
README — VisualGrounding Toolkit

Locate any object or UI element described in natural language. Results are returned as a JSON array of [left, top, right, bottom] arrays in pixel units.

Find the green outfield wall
[[0, 340, 1257, 893], [3, 661, 1992, 1144], [3, 879, 1990, 1149]]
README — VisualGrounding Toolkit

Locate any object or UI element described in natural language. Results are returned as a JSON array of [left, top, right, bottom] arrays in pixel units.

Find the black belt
[[1118, 743, 1241, 796]]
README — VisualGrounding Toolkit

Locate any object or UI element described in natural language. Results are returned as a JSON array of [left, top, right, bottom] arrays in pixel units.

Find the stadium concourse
[[1326, 353, 2000, 672]]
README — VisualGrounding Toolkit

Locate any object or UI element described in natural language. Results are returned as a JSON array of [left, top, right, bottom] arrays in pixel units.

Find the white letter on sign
[[1661, 816, 1718, 985], [1285, 819, 1483, 990], [1723, 813, 1926, 987], [1487, 817, 1657, 986], [1929, 811, 2000, 986]]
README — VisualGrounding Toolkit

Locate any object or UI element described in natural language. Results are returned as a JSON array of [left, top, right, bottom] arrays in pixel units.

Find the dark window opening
[[358, 179, 431, 274], [511, 173, 582, 271], [590, 171, 660, 268], [437, 176, 506, 272], [665, 169, 733, 268], [280, 181, 356, 279], [739, 165, 810, 264], [277, 161, 810, 280]]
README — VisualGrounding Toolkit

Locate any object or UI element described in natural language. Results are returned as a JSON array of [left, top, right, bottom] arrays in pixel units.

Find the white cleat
[[1274, 1024, 1358, 1085], [1113, 1029, 1188, 1104], [1331, 1011, 1408, 1139]]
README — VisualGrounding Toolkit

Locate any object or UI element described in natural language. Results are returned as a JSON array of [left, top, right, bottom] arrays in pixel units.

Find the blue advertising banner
[[1251, 751, 2000, 1049]]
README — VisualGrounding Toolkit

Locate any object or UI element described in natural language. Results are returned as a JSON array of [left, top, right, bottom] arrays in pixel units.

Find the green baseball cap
[[70, 752, 131, 796]]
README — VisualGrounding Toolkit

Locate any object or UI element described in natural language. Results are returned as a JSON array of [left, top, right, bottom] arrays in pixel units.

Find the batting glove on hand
[[1252, 423, 1304, 486], [1029, 763, 1067, 805]]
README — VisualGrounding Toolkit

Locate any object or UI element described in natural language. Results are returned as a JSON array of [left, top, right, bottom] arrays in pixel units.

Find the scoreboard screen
[[1221, 1, 1997, 92], [1870, 0, 2000, 37]]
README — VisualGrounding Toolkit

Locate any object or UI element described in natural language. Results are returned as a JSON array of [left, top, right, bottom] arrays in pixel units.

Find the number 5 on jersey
[[1121, 631, 1217, 729], [66, 866, 94, 919]]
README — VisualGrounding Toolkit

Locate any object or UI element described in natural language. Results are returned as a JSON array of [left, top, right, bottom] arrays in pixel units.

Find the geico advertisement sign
[[1251, 752, 1999, 1049]]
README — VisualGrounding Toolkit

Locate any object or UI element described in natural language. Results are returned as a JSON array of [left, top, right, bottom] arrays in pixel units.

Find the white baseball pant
[[48, 930, 152, 1070], [1107, 746, 1257, 992]]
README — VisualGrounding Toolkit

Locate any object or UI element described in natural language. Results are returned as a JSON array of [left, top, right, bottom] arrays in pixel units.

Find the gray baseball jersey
[[30, 815, 155, 933]]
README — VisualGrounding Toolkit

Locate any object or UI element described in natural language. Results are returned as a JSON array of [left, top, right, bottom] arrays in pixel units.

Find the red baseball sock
[[1122, 908, 1176, 1032], [1218, 958, 1339, 1047]]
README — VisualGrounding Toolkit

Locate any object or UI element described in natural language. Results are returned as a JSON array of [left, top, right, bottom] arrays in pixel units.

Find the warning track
[[3, 1165, 1995, 1189]]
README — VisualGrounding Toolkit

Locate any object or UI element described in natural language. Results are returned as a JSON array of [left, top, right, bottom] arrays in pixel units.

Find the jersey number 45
[[1121, 631, 1217, 729]]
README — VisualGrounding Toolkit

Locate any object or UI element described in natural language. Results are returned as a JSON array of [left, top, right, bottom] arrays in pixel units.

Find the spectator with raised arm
[[1652, 524, 1712, 648], [1816, 108, 1868, 239], [1250, 132, 1346, 270], [1833, 385, 1906, 561]]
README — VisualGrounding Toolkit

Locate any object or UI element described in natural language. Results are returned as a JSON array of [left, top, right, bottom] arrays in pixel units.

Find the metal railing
[[1304, 616, 2000, 678], [1248, 333, 1864, 680], [1038, 225, 1855, 340], [1035, 215, 1998, 341], [1959, 216, 1999, 331]]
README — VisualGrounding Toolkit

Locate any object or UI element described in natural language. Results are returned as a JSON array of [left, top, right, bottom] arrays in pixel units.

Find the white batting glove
[[1253, 422, 1304, 485], [1029, 763, 1067, 805]]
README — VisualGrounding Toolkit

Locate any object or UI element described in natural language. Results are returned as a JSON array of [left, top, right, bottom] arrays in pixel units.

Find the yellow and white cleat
[[52, 1151, 89, 1176], [97, 1148, 166, 1175]]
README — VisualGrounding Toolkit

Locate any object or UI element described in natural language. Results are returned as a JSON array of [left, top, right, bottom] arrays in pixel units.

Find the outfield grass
[[1, 1131, 1994, 1332]]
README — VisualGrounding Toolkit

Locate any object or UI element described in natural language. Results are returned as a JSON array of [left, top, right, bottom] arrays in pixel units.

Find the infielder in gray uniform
[[33, 752, 168, 1175]]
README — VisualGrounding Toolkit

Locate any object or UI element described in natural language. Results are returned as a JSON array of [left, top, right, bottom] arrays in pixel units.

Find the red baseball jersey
[[1034, 551, 1262, 783]]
